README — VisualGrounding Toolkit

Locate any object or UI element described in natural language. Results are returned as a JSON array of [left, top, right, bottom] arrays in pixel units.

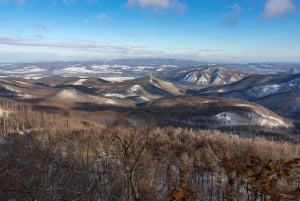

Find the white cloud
[[263, 0, 296, 18], [2, 35, 298, 63], [223, 4, 242, 26], [127, 0, 185, 12], [0, 36, 235, 62], [95, 13, 109, 19], [128, 0, 169, 9], [0, 35, 162, 61]]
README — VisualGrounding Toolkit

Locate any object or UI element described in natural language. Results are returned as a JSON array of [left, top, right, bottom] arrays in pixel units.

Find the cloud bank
[[263, 0, 296, 18], [127, 0, 185, 12], [0, 35, 162, 60], [0, 35, 229, 62]]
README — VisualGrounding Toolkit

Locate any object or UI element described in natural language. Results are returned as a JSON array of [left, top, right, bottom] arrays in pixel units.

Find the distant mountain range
[[1, 59, 300, 79]]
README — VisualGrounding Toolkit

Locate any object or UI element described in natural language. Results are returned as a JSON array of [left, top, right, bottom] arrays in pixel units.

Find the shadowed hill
[[190, 73, 300, 120]]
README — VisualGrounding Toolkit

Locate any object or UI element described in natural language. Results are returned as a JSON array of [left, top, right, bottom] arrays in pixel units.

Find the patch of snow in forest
[[0, 108, 10, 117], [215, 112, 240, 125], [0, 137, 5, 145]]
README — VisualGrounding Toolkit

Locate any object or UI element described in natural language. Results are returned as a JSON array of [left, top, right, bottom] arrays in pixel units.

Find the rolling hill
[[167, 66, 248, 88], [0, 75, 298, 140], [190, 73, 300, 120]]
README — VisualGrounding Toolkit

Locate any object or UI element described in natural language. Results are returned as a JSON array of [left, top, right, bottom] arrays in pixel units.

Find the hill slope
[[146, 96, 293, 129], [190, 74, 300, 119], [167, 66, 248, 88]]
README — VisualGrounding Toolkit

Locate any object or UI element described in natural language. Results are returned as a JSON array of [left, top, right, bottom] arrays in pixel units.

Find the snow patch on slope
[[54, 67, 93, 74], [14, 80, 32, 86], [105, 85, 144, 98], [248, 84, 281, 99], [100, 77, 135, 82], [73, 79, 87, 85], [57, 89, 79, 99], [104, 93, 126, 98], [258, 113, 287, 127], [55, 89, 116, 105], [131, 96, 150, 104], [104, 84, 153, 104], [3, 85, 21, 93], [214, 110, 290, 128]]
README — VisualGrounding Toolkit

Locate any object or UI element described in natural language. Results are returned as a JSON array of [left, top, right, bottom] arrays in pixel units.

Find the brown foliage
[[0, 108, 299, 200], [222, 155, 300, 201]]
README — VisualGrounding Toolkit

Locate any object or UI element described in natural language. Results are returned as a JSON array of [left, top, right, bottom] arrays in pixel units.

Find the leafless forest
[[0, 99, 299, 201]]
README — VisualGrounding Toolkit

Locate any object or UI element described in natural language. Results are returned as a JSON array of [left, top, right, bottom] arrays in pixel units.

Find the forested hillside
[[0, 103, 299, 201]]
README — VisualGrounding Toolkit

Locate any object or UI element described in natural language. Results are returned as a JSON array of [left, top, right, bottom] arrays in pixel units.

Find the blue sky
[[0, 0, 299, 63]]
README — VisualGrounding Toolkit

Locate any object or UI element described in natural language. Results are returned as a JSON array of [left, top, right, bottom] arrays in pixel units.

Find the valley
[[1, 59, 300, 140], [0, 59, 300, 201], [2, 1, 300, 200]]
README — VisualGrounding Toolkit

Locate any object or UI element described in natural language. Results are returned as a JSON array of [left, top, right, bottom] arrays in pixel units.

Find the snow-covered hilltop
[[167, 66, 248, 88]]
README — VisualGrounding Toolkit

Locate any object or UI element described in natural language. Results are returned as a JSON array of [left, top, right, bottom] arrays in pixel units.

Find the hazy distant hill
[[167, 66, 248, 88], [190, 73, 300, 119]]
